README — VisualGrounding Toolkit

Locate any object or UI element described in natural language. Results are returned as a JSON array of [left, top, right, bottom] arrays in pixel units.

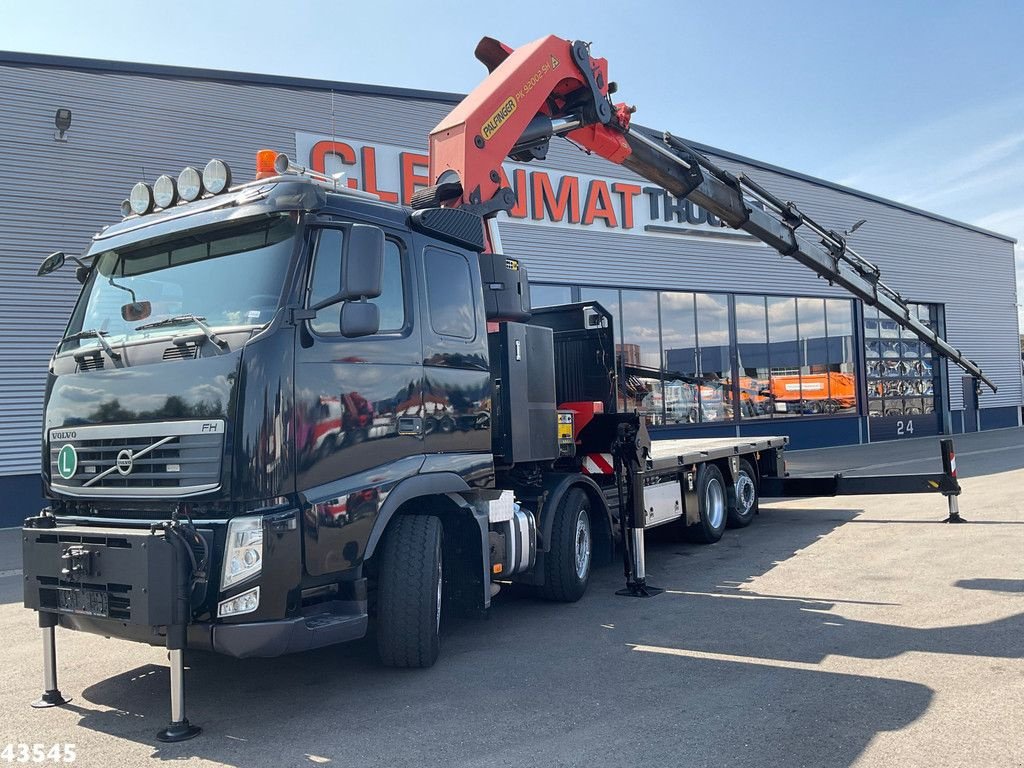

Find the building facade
[[0, 52, 1019, 526]]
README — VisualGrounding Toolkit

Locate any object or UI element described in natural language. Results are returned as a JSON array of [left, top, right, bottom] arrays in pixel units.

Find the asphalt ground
[[1, 428, 1022, 768]]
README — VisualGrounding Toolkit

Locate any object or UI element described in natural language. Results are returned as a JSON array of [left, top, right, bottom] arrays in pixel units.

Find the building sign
[[295, 132, 763, 244]]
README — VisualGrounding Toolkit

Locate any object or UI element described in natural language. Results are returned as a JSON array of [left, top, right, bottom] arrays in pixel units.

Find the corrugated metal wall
[[0, 57, 1019, 476]]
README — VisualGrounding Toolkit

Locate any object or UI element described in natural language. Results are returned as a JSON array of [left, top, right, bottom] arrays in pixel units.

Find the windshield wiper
[[62, 329, 122, 362], [135, 314, 228, 351]]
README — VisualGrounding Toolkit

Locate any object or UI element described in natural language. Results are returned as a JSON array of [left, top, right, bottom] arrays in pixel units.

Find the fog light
[[218, 587, 260, 618]]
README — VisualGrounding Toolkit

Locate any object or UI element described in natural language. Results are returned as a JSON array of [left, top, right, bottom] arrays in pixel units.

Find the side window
[[307, 228, 407, 335], [424, 247, 475, 339]]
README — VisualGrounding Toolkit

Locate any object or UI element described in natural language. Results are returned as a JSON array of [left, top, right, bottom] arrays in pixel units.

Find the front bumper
[[24, 519, 368, 659]]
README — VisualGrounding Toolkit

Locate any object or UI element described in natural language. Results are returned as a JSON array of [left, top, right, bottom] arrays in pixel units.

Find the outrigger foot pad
[[944, 514, 967, 524], [156, 720, 202, 743], [31, 690, 70, 708], [616, 582, 664, 598]]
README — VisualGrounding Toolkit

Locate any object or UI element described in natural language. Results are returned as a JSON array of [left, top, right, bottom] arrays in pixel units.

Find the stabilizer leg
[[31, 613, 70, 708], [156, 649, 201, 742]]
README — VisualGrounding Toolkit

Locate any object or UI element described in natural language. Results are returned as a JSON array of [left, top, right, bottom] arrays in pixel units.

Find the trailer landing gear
[[31, 614, 69, 709]]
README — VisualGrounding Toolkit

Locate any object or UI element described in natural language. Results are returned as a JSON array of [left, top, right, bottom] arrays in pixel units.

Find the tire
[[376, 515, 443, 668], [539, 488, 592, 602], [689, 464, 727, 544], [726, 458, 758, 529]]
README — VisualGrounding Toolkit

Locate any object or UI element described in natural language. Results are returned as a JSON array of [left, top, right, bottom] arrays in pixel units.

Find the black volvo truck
[[22, 36, 974, 743]]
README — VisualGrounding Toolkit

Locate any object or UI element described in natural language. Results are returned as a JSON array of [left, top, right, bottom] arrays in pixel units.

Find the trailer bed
[[648, 435, 787, 471]]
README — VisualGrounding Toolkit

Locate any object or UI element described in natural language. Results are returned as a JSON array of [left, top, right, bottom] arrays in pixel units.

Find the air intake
[[162, 343, 198, 361]]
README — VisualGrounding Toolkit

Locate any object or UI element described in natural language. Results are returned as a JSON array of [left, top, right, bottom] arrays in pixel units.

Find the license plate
[[57, 588, 109, 617]]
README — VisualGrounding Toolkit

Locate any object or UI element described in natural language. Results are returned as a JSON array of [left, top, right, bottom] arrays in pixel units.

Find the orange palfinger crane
[[417, 35, 993, 390]]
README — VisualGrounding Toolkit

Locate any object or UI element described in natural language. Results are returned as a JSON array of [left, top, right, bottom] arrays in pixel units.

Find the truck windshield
[[64, 213, 298, 352]]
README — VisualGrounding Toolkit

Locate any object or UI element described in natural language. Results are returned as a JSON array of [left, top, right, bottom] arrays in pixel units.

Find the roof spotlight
[[129, 182, 154, 216], [120, 199, 132, 217], [203, 159, 232, 195], [178, 166, 203, 201], [153, 175, 178, 208]]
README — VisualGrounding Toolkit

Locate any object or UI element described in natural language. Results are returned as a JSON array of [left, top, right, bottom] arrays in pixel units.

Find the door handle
[[398, 417, 423, 436]]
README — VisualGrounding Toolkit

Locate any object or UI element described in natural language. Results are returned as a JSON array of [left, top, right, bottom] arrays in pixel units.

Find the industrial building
[[0, 51, 1019, 526]]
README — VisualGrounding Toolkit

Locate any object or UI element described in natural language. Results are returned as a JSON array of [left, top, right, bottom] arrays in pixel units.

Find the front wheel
[[376, 515, 443, 668], [539, 488, 592, 602]]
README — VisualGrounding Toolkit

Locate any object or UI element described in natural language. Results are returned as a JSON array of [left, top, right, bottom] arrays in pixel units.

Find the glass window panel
[[825, 299, 857, 415], [735, 295, 771, 420], [695, 293, 732, 422], [530, 283, 572, 308], [660, 292, 698, 424], [796, 298, 829, 415], [425, 248, 475, 339], [620, 290, 663, 425], [766, 297, 800, 418], [309, 233, 406, 335]]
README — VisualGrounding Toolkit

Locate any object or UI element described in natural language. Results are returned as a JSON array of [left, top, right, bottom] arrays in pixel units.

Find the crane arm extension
[[622, 130, 995, 391], [431, 34, 993, 389]]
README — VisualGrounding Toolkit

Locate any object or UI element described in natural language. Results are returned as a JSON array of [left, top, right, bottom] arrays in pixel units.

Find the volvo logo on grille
[[115, 449, 134, 476]]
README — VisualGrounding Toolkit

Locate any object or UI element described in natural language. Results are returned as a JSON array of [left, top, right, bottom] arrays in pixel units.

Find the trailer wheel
[[539, 488, 592, 602], [376, 515, 443, 668], [727, 458, 758, 528], [690, 464, 727, 543]]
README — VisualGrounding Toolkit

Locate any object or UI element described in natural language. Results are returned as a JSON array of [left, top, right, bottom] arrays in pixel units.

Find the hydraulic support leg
[[615, 458, 662, 598], [155, 628, 201, 742], [31, 612, 69, 708], [939, 438, 965, 524]]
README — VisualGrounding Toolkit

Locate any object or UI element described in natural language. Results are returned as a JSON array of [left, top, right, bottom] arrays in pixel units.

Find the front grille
[[49, 419, 225, 498]]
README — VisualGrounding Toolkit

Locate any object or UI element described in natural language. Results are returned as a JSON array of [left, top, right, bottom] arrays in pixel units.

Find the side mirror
[[340, 224, 384, 300], [37, 251, 65, 277], [340, 302, 380, 338], [121, 301, 153, 322]]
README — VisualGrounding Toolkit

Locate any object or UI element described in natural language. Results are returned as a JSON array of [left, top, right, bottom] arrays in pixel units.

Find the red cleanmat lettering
[[400, 152, 430, 206], [532, 172, 580, 223], [310, 141, 359, 188], [361, 147, 399, 203], [582, 179, 618, 228], [612, 182, 642, 229]]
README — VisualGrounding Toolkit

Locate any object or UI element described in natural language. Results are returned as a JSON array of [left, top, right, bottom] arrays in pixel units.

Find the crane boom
[[423, 35, 994, 391]]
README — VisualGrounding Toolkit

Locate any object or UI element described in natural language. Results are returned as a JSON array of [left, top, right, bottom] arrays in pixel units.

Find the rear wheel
[[376, 515, 443, 668], [539, 488, 592, 602], [688, 464, 727, 544], [727, 458, 758, 528]]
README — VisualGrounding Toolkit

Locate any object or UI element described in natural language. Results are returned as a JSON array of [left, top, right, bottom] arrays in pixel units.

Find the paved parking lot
[[2, 429, 1022, 768]]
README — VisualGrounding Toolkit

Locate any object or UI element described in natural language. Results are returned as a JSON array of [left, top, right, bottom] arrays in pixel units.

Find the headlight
[[221, 516, 263, 589]]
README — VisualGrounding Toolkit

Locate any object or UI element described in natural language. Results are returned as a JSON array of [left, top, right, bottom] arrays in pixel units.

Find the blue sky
[[3, 0, 1022, 324]]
